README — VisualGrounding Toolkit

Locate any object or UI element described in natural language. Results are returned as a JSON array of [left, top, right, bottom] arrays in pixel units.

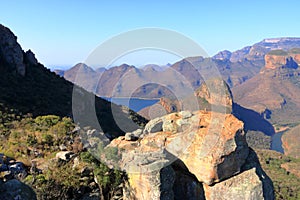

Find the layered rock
[[264, 50, 299, 70]]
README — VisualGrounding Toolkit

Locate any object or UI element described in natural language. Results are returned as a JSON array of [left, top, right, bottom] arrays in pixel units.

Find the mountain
[[232, 49, 300, 125], [0, 24, 146, 137], [61, 56, 262, 99], [142, 64, 169, 72], [214, 37, 300, 62]]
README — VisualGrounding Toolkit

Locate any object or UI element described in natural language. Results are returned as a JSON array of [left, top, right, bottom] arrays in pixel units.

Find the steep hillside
[[0, 24, 146, 137]]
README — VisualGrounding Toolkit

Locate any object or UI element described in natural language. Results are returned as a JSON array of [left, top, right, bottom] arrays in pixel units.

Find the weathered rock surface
[[204, 148, 274, 200], [107, 110, 256, 199], [125, 129, 143, 141], [142, 117, 163, 135], [0, 24, 26, 76], [171, 111, 249, 185], [203, 168, 264, 200], [123, 166, 175, 200]]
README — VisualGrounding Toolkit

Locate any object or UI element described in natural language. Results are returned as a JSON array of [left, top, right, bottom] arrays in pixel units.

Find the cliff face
[[264, 52, 299, 70], [106, 110, 274, 200]]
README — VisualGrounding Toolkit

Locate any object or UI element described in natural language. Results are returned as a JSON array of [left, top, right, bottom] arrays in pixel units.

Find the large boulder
[[108, 110, 250, 199], [55, 151, 76, 161], [123, 166, 175, 200], [163, 111, 249, 185], [203, 168, 264, 200]]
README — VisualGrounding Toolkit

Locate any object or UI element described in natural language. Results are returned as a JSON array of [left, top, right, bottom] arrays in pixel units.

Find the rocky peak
[[0, 24, 26, 76], [213, 50, 232, 61]]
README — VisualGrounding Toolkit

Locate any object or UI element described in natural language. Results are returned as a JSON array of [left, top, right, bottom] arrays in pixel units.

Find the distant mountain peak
[[262, 37, 300, 43]]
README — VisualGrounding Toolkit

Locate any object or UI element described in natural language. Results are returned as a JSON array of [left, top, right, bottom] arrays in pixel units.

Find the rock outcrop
[[103, 109, 273, 199], [265, 50, 299, 70], [204, 168, 264, 200], [194, 78, 233, 111], [204, 149, 274, 200], [0, 24, 26, 76]]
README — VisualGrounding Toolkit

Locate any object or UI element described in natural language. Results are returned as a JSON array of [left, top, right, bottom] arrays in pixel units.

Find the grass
[[256, 149, 300, 200], [288, 48, 300, 54], [268, 50, 288, 56]]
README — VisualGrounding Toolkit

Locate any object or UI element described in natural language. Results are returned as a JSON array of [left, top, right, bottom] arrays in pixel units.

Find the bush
[[42, 133, 54, 145]]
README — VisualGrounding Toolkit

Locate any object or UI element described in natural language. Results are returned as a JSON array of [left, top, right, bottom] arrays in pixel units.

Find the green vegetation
[[0, 111, 126, 199], [268, 50, 288, 56], [288, 48, 300, 54], [256, 149, 300, 200], [0, 114, 75, 165]]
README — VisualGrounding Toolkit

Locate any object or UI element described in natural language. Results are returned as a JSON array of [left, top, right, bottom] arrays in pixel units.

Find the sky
[[0, 0, 300, 69]]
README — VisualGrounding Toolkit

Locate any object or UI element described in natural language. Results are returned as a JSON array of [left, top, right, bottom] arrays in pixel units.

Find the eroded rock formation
[[104, 110, 274, 199]]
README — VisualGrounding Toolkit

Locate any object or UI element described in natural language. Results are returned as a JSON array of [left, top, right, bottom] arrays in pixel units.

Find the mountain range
[[56, 37, 300, 95], [1, 23, 300, 199]]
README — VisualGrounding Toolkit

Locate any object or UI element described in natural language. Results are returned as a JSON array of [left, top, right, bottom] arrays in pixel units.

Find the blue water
[[103, 97, 159, 112], [271, 131, 285, 153]]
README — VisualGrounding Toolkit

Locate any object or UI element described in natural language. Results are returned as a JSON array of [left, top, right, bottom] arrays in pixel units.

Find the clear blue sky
[[1, 0, 300, 69]]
